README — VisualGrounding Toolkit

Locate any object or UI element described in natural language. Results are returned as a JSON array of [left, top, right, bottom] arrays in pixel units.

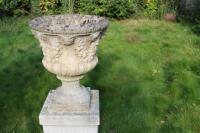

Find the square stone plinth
[[39, 90, 100, 133]]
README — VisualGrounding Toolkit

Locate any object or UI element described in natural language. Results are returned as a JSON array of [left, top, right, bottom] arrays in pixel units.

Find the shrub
[[39, 0, 135, 19], [78, 0, 135, 19], [132, 0, 145, 10], [177, 0, 200, 35], [178, 0, 200, 22], [40, 0, 62, 14], [160, 0, 179, 13], [0, 0, 31, 17], [192, 24, 200, 35], [39, 0, 185, 20], [144, 0, 179, 19], [40, 0, 76, 14], [144, 0, 159, 18]]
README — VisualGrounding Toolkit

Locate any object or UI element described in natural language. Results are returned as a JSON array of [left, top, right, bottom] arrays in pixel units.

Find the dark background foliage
[[0, 0, 31, 17], [0, 0, 199, 22], [75, 0, 135, 19]]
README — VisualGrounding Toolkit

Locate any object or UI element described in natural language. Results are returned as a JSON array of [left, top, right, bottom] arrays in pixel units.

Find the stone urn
[[29, 14, 108, 133]]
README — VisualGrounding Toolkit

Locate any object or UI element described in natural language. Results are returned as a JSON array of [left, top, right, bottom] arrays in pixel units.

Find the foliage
[[191, 21, 200, 35], [67, 0, 74, 13], [39, 0, 61, 14], [0, 0, 31, 17], [39, 0, 200, 21], [178, 0, 200, 23], [39, 0, 75, 14], [77, 0, 135, 19], [0, 0, 2, 7], [144, 0, 179, 19], [132, 0, 145, 10], [160, 0, 179, 13], [144, 0, 159, 18], [177, 0, 200, 35], [39, 0, 135, 19], [0, 17, 200, 132]]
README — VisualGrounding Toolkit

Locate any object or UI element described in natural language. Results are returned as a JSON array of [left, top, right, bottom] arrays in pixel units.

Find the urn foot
[[46, 75, 91, 113]]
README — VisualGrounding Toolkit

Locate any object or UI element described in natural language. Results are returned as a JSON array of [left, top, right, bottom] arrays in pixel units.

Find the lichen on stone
[[29, 14, 109, 34]]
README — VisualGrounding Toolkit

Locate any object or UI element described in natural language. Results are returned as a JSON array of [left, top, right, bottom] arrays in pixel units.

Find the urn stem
[[52, 75, 91, 112]]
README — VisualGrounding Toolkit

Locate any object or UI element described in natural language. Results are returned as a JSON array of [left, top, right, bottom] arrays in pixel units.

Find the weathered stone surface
[[39, 90, 99, 133], [30, 14, 108, 133], [30, 14, 108, 112], [30, 14, 108, 34], [40, 90, 99, 124]]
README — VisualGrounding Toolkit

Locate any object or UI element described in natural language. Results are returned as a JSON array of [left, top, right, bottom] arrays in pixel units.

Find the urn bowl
[[30, 14, 108, 78]]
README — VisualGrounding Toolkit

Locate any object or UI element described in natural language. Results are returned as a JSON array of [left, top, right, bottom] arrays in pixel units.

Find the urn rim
[[29, 14, 109, 34]]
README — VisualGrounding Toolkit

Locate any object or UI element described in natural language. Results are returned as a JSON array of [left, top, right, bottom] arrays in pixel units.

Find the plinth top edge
[[39, 90, 100, 126], [29, 14, 109, 34]]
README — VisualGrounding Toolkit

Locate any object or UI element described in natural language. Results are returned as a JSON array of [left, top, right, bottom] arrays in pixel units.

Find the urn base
[[39, 90, 100, 133]]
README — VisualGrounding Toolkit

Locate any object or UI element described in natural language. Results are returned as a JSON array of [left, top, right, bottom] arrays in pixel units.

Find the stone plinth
[[39, 90, 99, 133]]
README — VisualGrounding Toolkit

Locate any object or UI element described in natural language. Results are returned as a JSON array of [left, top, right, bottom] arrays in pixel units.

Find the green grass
[[0, 17, 200, 133]]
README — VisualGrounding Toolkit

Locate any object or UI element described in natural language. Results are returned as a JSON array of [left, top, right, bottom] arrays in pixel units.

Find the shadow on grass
[[84, 51, 154, 133], [0, 52, 58, 133]]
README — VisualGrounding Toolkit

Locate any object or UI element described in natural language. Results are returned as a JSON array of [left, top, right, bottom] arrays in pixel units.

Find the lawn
[[0, 17, 200, 133]]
